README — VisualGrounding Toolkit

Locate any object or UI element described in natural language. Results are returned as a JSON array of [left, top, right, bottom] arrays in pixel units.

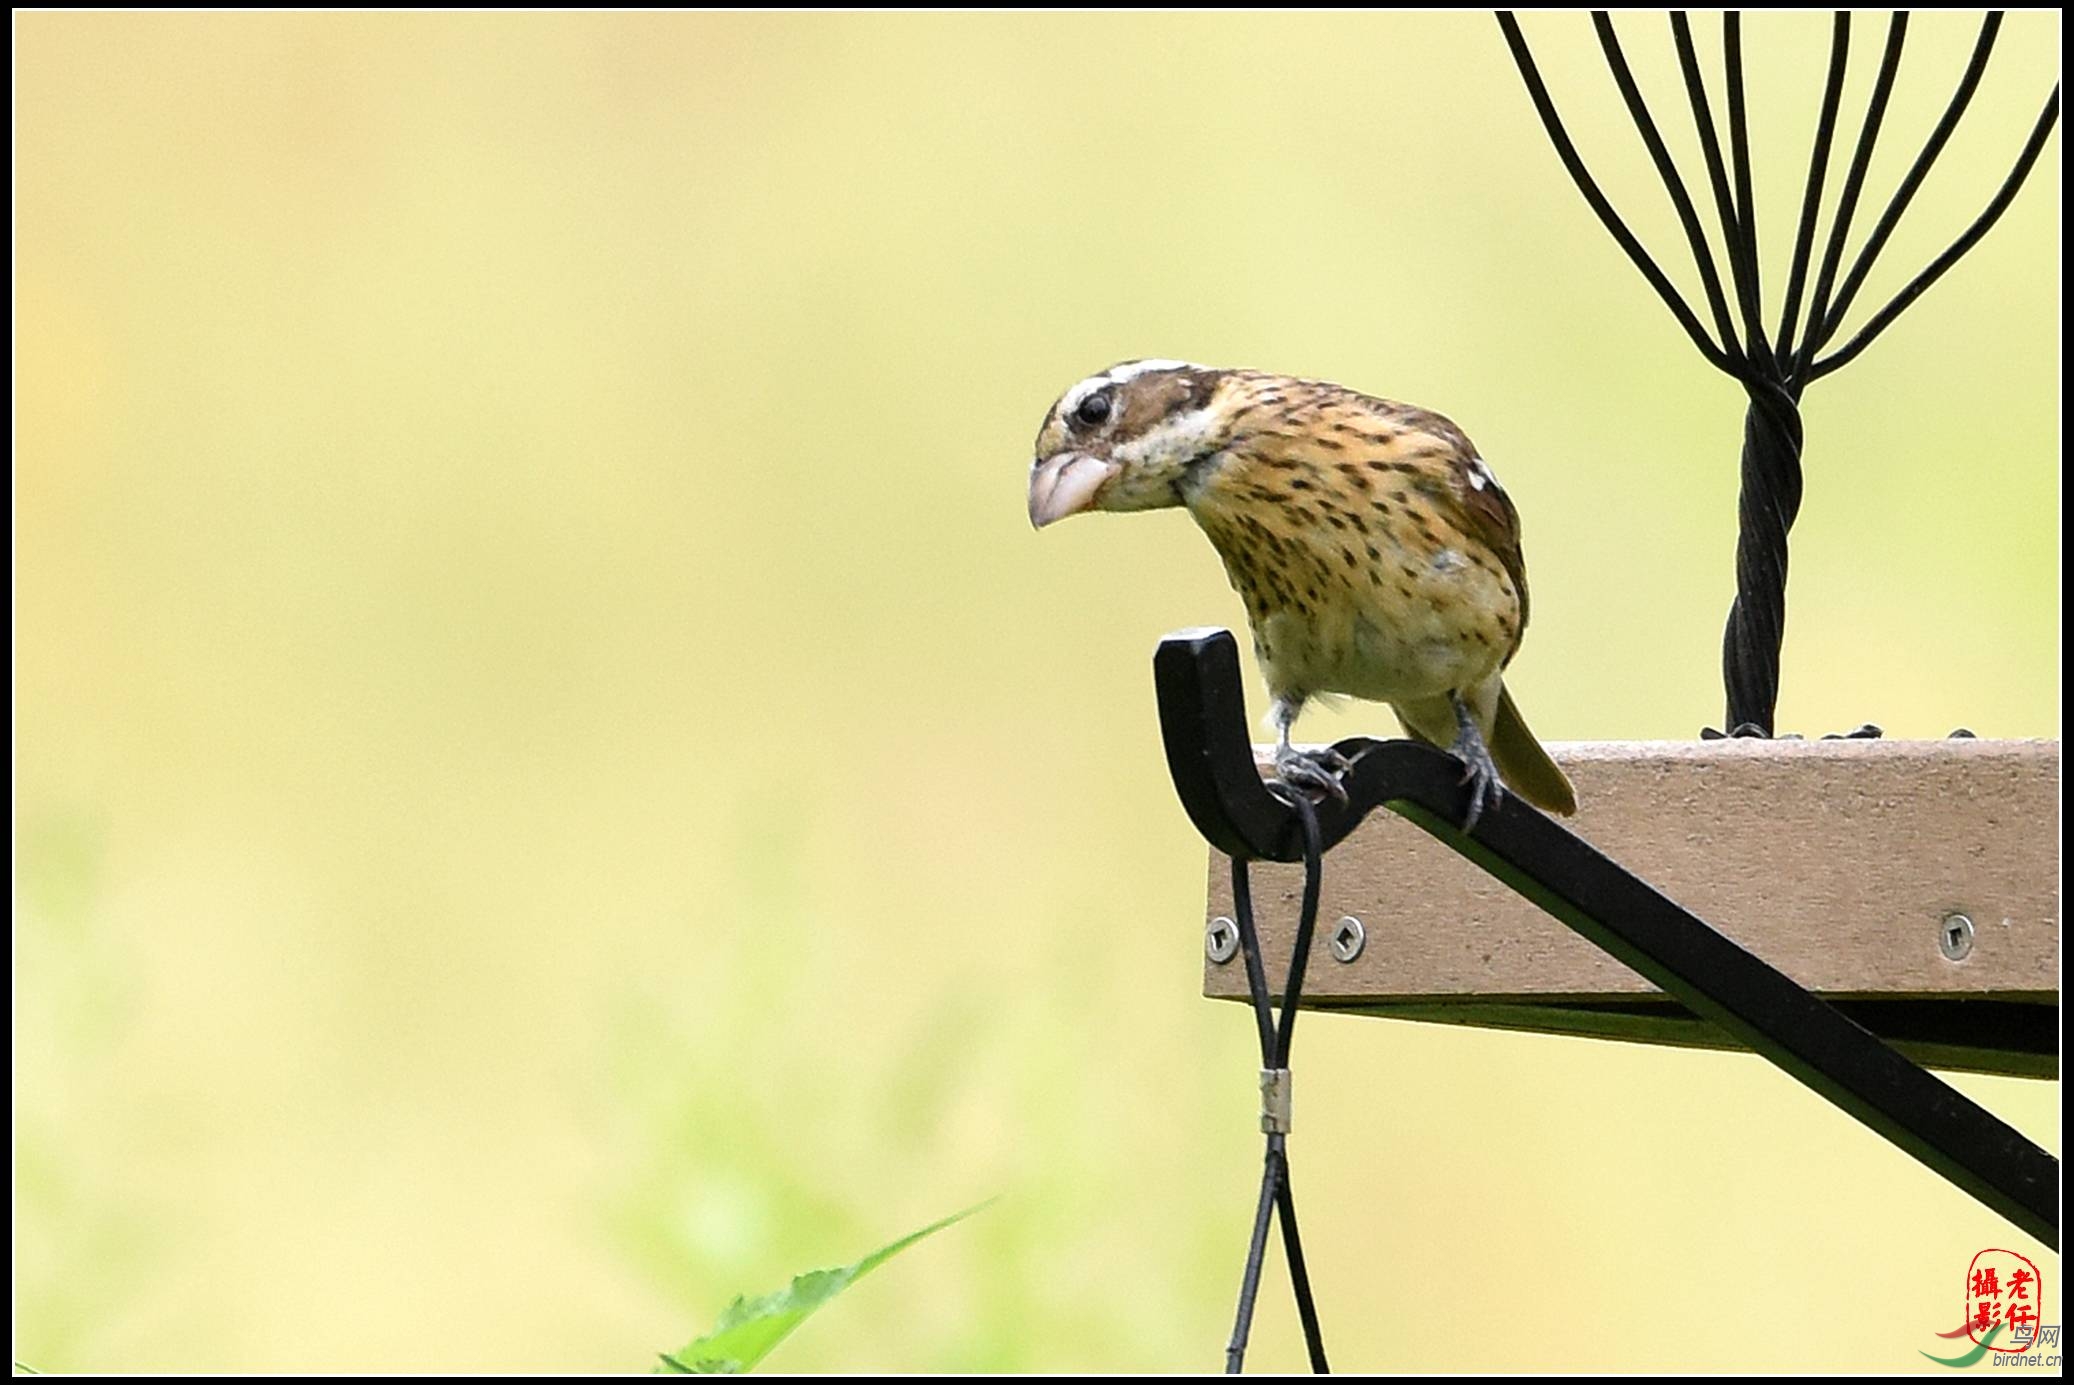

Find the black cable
[[1224, 1141, 1282, 1375], [1273, 795, 1326, 1066], [1222, 795, 1328, 1373], [1276, 1159, 1328, 1373], [1228, 862, 1277, 1059]]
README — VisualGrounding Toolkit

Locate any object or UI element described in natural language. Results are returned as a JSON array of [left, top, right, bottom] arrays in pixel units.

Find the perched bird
[[1027, 359, 1575, 827]]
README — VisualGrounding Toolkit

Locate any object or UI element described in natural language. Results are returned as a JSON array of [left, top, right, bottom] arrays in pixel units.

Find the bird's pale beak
[[1027, 451, 1120, 529]]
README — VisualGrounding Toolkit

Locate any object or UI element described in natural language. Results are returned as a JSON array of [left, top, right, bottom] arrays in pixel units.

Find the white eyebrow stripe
[[1059, 375, 1108, 417], [1059, 358, 1209, 417], [1105, 357, 1202, 384]]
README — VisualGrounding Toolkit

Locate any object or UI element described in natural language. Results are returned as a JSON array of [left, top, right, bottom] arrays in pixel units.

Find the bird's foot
[[1272, 743, 1353, 806], [1451, 697, 1504, 833], [1456, 747, 1503, 834]]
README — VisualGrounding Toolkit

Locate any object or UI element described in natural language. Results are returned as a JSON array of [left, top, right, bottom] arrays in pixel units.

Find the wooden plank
[[1203, 739, 2060, 1009]]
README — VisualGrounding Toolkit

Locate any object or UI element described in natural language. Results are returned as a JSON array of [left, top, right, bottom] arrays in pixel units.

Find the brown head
[[1026, 360, 1233, 528]]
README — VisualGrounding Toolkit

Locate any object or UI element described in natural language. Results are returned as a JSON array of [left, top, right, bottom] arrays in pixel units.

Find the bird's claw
[[1447, 692, 1507, 833], [1273, 744, 1352, 806], [1456, 747, 1503, 833]]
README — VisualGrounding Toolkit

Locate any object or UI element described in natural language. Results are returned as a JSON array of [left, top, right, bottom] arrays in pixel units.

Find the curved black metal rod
[[1593, 11, 1747, 363], [1496, 12, 1736, 373], [1814, 12, 2002, 353], [1498, 10, 2059, 735], [1797, 11, 1911, 377], [1721, 13, 1770, 361], [1773, 11, 1851, 368], [1671, 11, 1769, 359], [1811, 83, 2062, 382], [1155, 628, 2059, 1249]]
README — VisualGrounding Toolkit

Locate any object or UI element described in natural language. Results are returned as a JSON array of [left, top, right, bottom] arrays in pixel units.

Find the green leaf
[[655, 1201, 989, 1373]]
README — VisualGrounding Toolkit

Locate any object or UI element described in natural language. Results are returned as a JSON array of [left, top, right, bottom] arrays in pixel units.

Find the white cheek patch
[[1114, 407, 1218, 469]]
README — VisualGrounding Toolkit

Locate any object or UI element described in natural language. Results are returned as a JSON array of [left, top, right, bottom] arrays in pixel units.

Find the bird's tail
[[1490, 684, 1577, 816]]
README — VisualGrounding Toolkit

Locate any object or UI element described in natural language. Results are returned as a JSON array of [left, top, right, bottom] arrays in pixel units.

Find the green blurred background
[[14, 11, 2060, 1372]]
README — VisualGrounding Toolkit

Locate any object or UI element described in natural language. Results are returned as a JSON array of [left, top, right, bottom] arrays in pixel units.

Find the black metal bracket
[[1156, 627, 2058, 1250]]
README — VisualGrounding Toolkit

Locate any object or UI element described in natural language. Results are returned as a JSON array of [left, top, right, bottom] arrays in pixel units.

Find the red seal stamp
[[1966, 1248, 2043, 1349]]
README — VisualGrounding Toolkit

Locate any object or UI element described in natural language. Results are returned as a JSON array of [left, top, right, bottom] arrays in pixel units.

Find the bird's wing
[[1394, 407, 1531, 638]]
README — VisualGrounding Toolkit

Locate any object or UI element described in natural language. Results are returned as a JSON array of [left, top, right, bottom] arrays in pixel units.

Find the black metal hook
[[1154, 627, 1498, 863], [1155, 627, 2058, 1249]]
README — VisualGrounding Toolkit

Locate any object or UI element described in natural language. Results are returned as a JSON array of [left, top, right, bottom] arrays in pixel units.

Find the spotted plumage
[[1028, 361, 1576, 820]]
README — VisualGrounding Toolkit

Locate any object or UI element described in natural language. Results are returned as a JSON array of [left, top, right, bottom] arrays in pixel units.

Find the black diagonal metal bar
[[1498, 9, 2059, 735], [1156, 629, 2060, 1249]]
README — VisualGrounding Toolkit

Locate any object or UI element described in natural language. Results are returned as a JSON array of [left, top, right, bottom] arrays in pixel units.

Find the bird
[[1026, 359, 1575, 829]]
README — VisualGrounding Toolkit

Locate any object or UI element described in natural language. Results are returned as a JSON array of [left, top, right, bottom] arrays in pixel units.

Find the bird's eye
[[1073, 390, 1114, 428]]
